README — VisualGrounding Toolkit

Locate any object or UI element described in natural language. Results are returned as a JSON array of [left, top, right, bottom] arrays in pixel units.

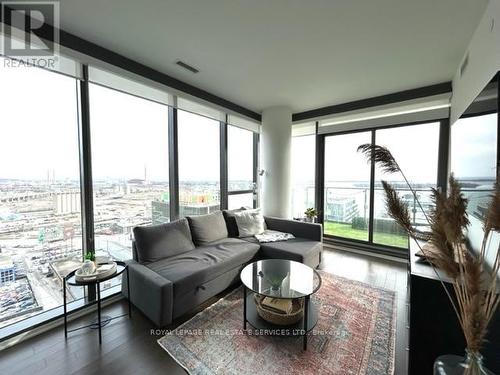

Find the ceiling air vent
[[175, 60, 199, 74]]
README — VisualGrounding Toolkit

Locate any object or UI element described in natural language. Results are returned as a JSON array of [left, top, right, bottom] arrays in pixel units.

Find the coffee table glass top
[[240, 259, 321, 299]]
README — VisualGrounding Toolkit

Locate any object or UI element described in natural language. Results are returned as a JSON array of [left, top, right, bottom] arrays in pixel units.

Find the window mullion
[[437, 118, 450, 194], [220, 116, 228, 210], [315, 128, 325, 224], [77, 64, 96, 301], [168, 105, 179, 221], [253, 132, 259, 208], [368, 130, 376, 243]]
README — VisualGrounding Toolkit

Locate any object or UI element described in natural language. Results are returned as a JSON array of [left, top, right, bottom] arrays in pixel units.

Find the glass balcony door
[[373, 123, 439, 248], [324, 131, 372, 241], [322, 122, 440, 250]]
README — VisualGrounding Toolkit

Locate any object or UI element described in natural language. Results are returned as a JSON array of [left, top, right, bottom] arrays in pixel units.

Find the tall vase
[[434, 350, 494, 375]]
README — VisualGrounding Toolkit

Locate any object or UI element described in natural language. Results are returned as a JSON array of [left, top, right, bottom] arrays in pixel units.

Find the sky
[[450, 113, 497, 179], [0, 58, 80, 180], [177, 109, 219, 182], [294, 119, 495, 186], [324, 131, 372, 183], [228, 125, 253, 184], [90, 83, 170, 181], [375, 122, 440, 184], [0, 57, 254, 182], [291, 135, 315, 184]]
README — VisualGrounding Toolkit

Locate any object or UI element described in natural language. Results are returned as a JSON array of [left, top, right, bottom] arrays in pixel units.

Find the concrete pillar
[[260, 106, 292, 218]]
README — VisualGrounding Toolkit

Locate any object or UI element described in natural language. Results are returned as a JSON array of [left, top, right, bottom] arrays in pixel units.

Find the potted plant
[[84, 250, 97, 267], [358, 144, 499, 375], [304, 208, 319, 223], [80, 251, 97, 275]]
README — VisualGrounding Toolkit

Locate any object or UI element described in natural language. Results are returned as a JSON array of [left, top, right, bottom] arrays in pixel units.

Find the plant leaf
[[357, 144, 400, 173]]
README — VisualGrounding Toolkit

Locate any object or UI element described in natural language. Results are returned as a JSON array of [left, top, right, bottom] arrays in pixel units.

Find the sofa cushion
[[259, 238, 322, 268], [233, 208, 266, 237], [133, 218, 195, 264], [240, 236, 259, 244], [146, 238, 260, 297], [222, 208, 245, 237], [187, 211, 228, 246]]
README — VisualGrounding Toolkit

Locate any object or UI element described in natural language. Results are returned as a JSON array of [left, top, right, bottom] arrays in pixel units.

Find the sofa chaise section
[[261, 217, 322, 268], [227, 213, 323, 268]]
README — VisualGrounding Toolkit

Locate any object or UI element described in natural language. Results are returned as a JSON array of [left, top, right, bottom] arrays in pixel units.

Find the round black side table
[[63, 261, 131, 344], [240, 259, 322, 350]]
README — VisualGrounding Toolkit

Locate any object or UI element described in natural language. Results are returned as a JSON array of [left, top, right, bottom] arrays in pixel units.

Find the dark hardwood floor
[[0, 247, 408, 375]]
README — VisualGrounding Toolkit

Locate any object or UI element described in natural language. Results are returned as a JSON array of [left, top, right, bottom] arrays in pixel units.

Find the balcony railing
[[293, 184, 494, 249]]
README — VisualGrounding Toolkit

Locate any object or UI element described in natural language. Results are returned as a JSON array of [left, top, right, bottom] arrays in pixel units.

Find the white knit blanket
[[254, 230, 295, 243]]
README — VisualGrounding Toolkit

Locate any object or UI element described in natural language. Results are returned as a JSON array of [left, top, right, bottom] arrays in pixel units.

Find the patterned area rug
[[158, 271, 396, 375]]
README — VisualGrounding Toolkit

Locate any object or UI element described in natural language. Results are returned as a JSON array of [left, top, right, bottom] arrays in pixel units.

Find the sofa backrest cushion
[[133, 218, 195, 264], [233, 208, 266, 237], [187, 211, 229, 246], [222, 208, 246, 237]]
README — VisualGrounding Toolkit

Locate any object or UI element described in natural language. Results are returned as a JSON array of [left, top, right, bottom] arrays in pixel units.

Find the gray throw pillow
[[187, 211, 229, 246], [133, 218, 195, 264]]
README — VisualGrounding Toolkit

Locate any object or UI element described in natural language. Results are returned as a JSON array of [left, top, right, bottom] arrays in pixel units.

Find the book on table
[[261, 297, 293, 314]]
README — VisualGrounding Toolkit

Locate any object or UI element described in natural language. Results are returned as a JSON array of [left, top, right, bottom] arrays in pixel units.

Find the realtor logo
[[1, 1, 59, 67]]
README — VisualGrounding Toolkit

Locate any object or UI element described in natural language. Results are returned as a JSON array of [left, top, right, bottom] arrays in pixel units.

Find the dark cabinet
[[408, 242, 500, 374]]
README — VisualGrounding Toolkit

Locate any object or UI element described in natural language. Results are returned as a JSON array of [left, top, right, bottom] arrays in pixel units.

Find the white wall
[[260, 106, 292, 218], [450, 0, 500, 124]]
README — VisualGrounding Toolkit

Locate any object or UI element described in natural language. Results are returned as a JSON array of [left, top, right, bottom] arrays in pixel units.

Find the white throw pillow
[[233, 208, 266, 237]]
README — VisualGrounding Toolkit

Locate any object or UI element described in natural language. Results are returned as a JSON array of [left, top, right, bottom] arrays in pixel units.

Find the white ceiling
[[59, 0, 488, 114]]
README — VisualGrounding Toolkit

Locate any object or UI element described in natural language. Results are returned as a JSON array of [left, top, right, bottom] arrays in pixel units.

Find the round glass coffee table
[[240, 259, 322, 350]]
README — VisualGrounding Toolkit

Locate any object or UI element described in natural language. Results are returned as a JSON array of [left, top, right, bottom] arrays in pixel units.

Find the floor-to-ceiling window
[[450, 76, 498, 261], [89, 84, 170, 263], [324, 131, 372, 241], [373, 122, 440, 248], [0, 58, 82, 328], [451, 112, 497, 256], [322, 121, 441, 250], [178, 110, 221, 216], [227, 125, 255, 209], [451, 112, 497, 217]]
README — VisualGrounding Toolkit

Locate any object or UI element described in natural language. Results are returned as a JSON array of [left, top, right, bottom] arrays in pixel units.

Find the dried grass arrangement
[[358, 144, 499, 373]]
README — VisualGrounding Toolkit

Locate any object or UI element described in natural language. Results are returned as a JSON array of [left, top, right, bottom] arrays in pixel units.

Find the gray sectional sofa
[[121, 210, 322, 327]]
